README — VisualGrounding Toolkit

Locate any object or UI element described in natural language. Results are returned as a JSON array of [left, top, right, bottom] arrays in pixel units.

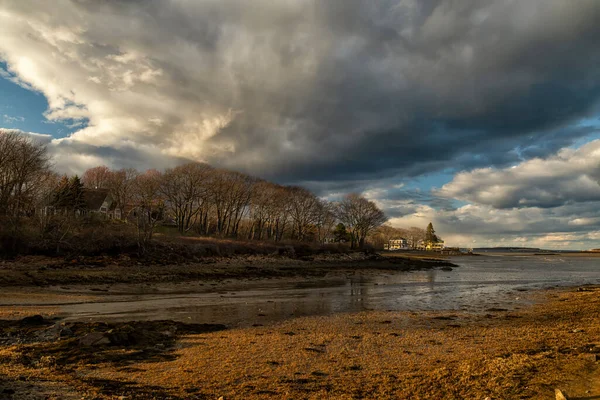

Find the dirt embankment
[[0, 286, 599, 399], [0, 252, 455, 288]]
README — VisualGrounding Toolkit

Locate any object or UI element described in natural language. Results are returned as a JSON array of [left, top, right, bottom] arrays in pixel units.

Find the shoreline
[[0, 284, 599, 399], [0, 252, 455, 288]]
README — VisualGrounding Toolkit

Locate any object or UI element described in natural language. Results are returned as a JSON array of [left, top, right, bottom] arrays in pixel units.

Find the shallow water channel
[[57, 254, 600, 327]]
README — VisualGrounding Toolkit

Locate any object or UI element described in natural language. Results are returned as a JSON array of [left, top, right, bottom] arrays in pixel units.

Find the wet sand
[[1, 285, 599, 399]]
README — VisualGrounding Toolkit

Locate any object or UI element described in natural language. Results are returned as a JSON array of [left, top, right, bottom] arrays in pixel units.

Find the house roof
[[83, 188, 110, 210]]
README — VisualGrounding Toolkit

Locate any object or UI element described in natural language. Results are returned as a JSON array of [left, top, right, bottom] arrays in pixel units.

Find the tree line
[[0, 130, 387, 251]]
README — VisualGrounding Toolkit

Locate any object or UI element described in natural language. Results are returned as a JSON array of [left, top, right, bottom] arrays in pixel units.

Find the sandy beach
[[1, 282, 599, 399]]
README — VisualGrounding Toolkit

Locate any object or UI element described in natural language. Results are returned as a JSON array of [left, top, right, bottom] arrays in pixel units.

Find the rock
[[555, 388, 568, 400], [108, 331, 132, 346], [59, 327, 74, 338], [571, 329, 584, 333], [79, 332, 110, 346], [19, 315, 46, 326]]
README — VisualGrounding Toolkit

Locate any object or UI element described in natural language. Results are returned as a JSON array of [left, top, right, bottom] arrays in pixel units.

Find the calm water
[[60, 255, 600, 327]]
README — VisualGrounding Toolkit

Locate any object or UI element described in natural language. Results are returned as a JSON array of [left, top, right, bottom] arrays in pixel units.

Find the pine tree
[[68, 175, 86, 212], [52, 175, 86, 213], [333, 223, 350, 243], [425, 222, 438, 244], [51, 175, 71, 209]]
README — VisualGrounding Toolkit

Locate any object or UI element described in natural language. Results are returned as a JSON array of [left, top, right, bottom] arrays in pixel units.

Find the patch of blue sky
[[0, 62, 87, 139], [404, 170, 454, 192], [570, 115, 600, 149], [392, 170, 467, 210]]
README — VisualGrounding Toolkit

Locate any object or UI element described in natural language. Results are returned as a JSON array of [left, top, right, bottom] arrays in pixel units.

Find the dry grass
[[0, 306, 60, 320], [1, 287, 599, 399]]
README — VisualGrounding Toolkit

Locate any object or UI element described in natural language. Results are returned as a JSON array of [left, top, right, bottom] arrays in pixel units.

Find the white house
[[384, 238, 409, 250]]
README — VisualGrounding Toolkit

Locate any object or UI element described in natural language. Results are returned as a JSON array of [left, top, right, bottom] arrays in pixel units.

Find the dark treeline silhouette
[[0, 130, 387, 255]]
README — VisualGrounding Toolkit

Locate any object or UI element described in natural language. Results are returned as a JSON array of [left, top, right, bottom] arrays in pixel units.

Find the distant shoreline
[[467, 250, 600, 257]]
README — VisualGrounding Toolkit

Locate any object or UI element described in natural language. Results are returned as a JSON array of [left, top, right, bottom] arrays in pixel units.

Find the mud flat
[[0, 252, 455, 288], [1, 285, 599, 399]]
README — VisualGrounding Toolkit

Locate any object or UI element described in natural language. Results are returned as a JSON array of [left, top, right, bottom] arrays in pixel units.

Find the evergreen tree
[[425, 222, 439, 244], [333, 223, 350, 243], [52, 175, 86, 212], [51, 176, 71, 209], [69, 175, 86, 212]]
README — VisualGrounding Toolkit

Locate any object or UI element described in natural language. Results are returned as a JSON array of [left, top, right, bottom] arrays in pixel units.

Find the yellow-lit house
[[417, 240, 445, 251]]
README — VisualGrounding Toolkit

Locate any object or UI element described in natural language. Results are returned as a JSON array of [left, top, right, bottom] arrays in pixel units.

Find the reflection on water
[[60, 255, 600, 327]]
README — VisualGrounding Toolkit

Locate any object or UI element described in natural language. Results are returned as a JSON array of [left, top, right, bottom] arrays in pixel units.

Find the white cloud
[[437, 140, 600, 209], [2, 114, 24, 123], [0, 0, 599, 182], [1, 1, 600, 250]]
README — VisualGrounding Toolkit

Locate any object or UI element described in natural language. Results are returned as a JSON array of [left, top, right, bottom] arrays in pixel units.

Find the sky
[[1, 0, 600, 250]]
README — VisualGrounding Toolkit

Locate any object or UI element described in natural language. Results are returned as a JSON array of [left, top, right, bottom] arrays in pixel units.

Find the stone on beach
[[555, 388, 568, 400]]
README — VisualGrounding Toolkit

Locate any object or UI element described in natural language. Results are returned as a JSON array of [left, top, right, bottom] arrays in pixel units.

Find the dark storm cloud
[[2, 0, 600, 184], [204, 0, 600, 182]]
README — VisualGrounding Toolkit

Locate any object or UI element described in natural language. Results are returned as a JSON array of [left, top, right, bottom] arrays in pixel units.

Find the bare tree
[[314, 199, 336, 244], [248, 181, 275, 240], [107, 168, 139, 220], [209, 169, 255, 237], [82, 166, 112, 189], [406, 226, 426, 249], [161, 162, 213, 233], [335, 193, 387, 249], [287, 186, 320, 241], [33, 171, 61, 234], [131, 169, 164, 247], [265, 184, 293, 241], [0, 130, 50, 217]]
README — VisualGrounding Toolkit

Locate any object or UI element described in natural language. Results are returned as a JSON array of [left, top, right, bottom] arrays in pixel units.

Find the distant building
[[39, 188, 122, 219], [82, 189, 122, 219], [384, 238, 409, 250], [417, 240, 445, 251]]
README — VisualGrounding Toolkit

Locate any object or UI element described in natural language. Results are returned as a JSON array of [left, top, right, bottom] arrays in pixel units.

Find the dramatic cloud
[[1, 0, 600, 182], [2, 0, 600, 248], [437, 140, 600, 209]]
